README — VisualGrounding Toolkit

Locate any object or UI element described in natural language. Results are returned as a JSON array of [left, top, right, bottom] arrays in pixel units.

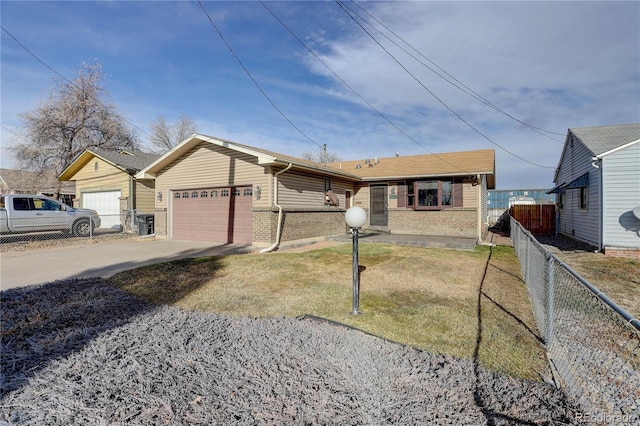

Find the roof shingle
[[87, 147, 161, 172], [325, 149, 495, 181], [570, 123, 640, 156]]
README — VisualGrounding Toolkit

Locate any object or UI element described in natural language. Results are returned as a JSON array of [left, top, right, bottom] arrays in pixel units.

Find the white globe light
[[345, 206, 367, 228]]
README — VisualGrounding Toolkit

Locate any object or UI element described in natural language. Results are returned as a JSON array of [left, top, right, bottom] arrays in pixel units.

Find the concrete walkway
[[1, 231, 506, 291], [327, 231, 478, 250], [0, 238, 252, 291]]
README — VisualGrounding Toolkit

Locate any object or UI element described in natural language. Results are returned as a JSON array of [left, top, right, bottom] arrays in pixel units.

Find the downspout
[[260, 163, 293, 253], [129, 174, 135, 231], [592, 158, 603, 252], [476, 174, 482, 242]]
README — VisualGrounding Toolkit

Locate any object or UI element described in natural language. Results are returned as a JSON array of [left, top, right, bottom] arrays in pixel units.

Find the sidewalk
[[485, 228, 513, 246]]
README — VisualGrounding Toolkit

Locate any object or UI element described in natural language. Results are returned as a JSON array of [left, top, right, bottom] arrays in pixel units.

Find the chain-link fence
[[0, 212, 150, 246], [511, 218, 640, 423]]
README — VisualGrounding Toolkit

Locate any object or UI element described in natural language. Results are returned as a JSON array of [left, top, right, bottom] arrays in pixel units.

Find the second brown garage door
[[171, 186, 252, 244]]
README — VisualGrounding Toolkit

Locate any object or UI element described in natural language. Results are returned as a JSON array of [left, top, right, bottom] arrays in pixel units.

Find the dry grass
[[538, 235, 640, 319], [108, 243, 549, 381], [555, 254, 640, 319]]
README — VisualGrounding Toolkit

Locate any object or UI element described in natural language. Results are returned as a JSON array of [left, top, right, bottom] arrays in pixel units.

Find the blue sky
[[2, 1, 639, 190]]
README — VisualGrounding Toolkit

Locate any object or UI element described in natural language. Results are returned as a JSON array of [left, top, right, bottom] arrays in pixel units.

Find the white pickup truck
[[0, 194, 101, 237]]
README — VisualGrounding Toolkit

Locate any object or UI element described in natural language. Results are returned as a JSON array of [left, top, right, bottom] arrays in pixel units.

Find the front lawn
[[108, 243, 549, 381]]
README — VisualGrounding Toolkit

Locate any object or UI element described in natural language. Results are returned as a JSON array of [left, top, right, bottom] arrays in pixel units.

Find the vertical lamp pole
[[345, 206, 366, 315]]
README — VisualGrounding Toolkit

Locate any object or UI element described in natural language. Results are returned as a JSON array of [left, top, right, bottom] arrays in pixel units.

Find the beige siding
[[155, 143, 268, 209], [277, 170, 352, 208], [352, 184, 369, 208], [135, 179, 156, 213], [72, 158, 130, 201], [462, 183, 477, 208], [387, 182, 404, 209]]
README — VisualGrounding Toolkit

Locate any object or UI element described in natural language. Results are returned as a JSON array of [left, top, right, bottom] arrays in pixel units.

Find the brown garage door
[[172, 186, 253, 244]]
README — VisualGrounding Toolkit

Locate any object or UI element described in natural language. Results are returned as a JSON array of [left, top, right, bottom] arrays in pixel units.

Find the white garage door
[[171, 186, 252, 244], [83, 191, 121, 229]]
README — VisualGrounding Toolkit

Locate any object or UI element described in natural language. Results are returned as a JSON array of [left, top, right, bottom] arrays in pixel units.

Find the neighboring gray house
[[548, 123, 640, 258]]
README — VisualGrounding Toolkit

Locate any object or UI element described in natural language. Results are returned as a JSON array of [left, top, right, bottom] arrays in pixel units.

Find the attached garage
[[83, 190, 121, 229], [171, 186, 253, 244]]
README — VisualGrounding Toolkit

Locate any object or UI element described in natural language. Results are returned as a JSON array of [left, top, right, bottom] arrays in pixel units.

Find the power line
[[0, 25, 152, 140], [260, 1, 474, 174], [196, 0, 322, 150], [336, 1, 555, 169], [349, 1, 565, 141]]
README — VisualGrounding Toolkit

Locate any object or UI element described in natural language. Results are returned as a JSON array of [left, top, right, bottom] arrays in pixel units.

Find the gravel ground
[[0, 278, 580, 425], [0, 231, 139, 253]]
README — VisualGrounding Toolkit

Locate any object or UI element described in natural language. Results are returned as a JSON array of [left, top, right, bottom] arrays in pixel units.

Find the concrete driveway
[[0, 238, 254, 290]]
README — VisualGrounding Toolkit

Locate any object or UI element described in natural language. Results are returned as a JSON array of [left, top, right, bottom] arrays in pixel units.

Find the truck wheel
[[73, 219, 91, 237]]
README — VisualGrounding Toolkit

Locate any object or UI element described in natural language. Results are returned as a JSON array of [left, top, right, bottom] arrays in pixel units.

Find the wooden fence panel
[[510, 204, 556, 235]]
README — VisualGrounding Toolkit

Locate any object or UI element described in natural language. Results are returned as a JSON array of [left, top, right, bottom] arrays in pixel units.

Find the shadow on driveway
[[0, 239, 254, 290]]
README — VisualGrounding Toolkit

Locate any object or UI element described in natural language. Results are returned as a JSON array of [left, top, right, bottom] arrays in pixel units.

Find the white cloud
[[1, 1, 637, 190], [292, 1, 639, 188]]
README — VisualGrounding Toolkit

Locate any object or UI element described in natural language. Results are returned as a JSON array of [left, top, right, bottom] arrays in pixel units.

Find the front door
[[370, 185, 388, 227]]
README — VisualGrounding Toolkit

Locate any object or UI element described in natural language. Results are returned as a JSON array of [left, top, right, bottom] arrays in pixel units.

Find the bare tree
[[9, 60, 138, 193], [148, 115, 197, 153], [301, 144, 340, 164]]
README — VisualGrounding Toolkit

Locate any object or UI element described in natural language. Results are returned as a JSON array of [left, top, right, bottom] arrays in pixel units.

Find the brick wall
[[167, 206, 479, 244], [604, 246, 640, 259], [253, 207, 346, 243], [252, 208, 277, 243], [389, 209, 477, 237]]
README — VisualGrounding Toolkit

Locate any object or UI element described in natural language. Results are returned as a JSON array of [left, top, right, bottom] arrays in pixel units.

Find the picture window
[[408, 179, 460, 209]]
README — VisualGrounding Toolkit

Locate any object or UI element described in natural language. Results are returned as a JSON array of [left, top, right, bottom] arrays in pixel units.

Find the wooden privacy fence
[[509, 204, 555, 235]]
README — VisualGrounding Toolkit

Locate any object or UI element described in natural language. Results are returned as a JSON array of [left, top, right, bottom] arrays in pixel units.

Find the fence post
[[520, 230, 531, 285], [546, 256, 555, 346]]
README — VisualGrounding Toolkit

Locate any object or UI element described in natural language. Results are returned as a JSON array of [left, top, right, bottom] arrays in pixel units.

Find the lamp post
[[345, 206, 366, 315]]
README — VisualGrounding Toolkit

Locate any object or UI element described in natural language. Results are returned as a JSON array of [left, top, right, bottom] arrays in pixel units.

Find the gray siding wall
[[601, 142, 640, 248], [556, 135, 600, 246]]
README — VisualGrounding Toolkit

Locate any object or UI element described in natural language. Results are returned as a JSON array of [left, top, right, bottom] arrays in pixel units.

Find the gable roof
[[138, 134, 496, 187], [137, 134, 362, 181], [553, 123, 640, 184], [58, 147, 161, 181], [1, 168, 75, 194], [570, 123, 640, 157], [326, 149, 495, 188]]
